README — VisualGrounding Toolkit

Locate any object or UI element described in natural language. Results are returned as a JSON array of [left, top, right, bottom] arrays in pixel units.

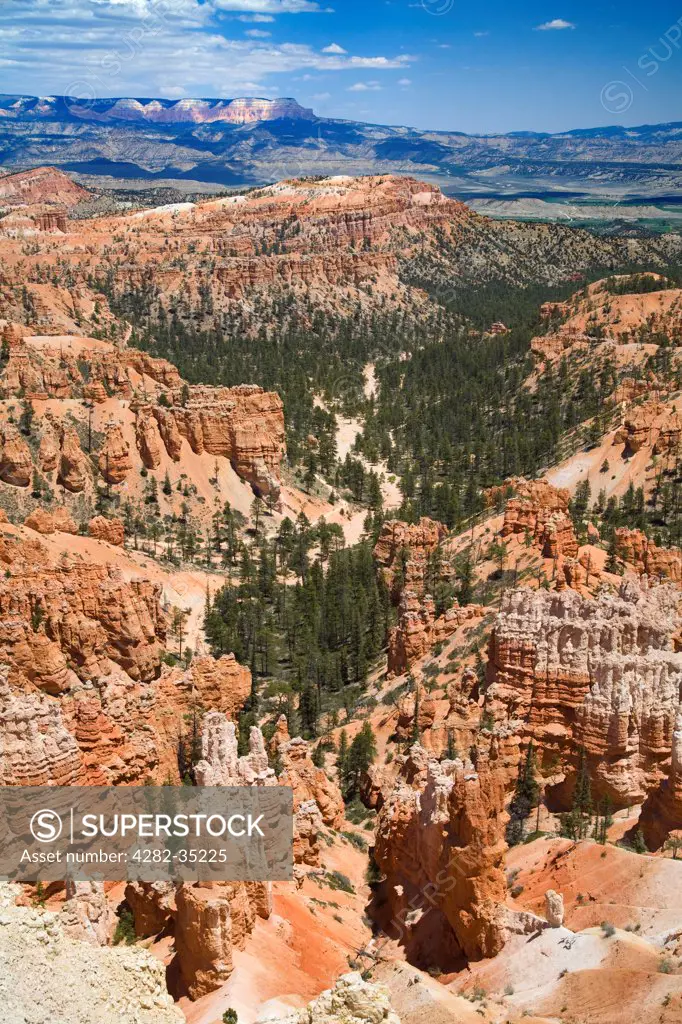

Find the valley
[[2, 162, 682, 1024]]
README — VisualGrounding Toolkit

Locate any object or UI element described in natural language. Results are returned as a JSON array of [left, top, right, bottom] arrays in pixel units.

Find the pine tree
[[343, 722, 377, 800], [560, 747, 593, 841], [299, 684, 318, 739], [506, 741, 540, 845], [337, 729, 349, 791], [605, 533, 621, 574], [311, 743, 325, 768]]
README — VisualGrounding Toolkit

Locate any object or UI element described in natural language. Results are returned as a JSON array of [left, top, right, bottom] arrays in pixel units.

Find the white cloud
[[473, 31, 489, 37], [398, 77, 411, 86], [236, 13, 275, 21], [535, 18, 575, 30], [246, 28, 271, 36], [348, 81, 381, 92], [345, 54, 414, 67], [322, 42, 346, 54], [214, 0, 329, 12], [0, 0, 411, 98]]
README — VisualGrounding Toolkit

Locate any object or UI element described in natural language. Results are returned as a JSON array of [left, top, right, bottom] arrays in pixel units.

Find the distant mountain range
[[0, 94, 314, 125], [1, 93, 681, 200]]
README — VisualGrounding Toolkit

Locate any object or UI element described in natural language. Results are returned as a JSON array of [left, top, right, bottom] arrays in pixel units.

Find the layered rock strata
[[0, 337, 286, 498], [485, 580, 682, 811], [372, 743, 510, 967]]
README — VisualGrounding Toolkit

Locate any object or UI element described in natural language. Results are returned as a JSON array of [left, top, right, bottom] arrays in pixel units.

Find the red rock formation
[[194, 715, 273, 787], [612, 400, 682, 454], [372, 743, 510, 966], [38, 426, 59, 473], [34, 212, 68, 234], [654, 407, 682, 454], [0, 423, 31, 486], [170, 711, 275, 998], [135, 411, 162, 469], [278, 736, 345, 828], [0, 530, 165, 693], [24, 507, 77, 535], [215, 251, 396, 297], [394, 684, 438, 740], [57, 424, 89, 492], [640, 710, 682, 849], [530, 332, 591, 361], [374, 518, 450, 601], [500, 480, 577, 560], [0, 167, 90, 208], [387, 590, 484, 676], [174, 881, 270, 999], [0, 339, 287, 497], [485, 581, 682, 810], [98, 422, 132, 485], [167, 654, 251, 720], [156, 385, 285, 497], [61, 881, 115, 946], [124, 881, 176, 939], [0, 668, 86, 785], [87, 515, 125, 546], [268, 713, 291, 754], [153, 407, 183, 461], [615, 528, 682, 582], [194, 712, 335, 870]]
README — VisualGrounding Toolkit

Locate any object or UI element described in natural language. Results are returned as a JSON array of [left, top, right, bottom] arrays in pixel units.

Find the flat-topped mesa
[[485, 580, 682, 811], [1, 175, 470, 319], [374, 517, 451, 602], [8, 96, 315, 126], [372, 743, 510, 967]]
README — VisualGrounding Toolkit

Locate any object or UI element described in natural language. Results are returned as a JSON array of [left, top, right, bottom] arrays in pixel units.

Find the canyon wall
[[485, 580, 682, 813]]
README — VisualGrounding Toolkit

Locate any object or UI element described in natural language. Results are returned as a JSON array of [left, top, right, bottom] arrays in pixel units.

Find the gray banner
[[0, 786, 293, 882]]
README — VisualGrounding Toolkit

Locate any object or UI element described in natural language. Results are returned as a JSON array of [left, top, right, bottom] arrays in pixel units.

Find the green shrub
[[113, 907, 136, 946]]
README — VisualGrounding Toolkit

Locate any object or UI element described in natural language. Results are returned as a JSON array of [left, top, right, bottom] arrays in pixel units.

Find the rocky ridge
[[0, 882, 182, 1024]]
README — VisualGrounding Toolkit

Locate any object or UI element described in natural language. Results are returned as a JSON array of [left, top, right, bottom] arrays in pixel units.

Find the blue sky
[[1, 0, 681, 132]]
